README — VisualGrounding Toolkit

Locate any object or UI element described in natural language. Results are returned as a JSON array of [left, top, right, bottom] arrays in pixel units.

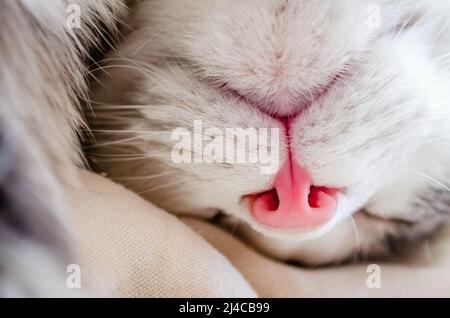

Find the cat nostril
[[259, 186, 326, 212], [308, 186, 334, 209], [308, 186, 321, 209], [254, 188, 280, 212]]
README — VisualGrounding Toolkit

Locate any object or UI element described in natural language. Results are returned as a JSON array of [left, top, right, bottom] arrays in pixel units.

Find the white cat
[[89, 0, 450, 264], [3, 0, 450, 296]]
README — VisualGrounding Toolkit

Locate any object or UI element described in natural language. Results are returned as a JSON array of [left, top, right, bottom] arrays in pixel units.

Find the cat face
[[90, 0, 450, 262]]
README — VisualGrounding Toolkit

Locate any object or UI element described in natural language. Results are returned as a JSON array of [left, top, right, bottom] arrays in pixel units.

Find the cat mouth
[[216, 66, 351, 118]]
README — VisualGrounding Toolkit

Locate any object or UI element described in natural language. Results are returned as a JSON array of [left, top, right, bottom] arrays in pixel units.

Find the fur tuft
[[0, 0, 129, 296]]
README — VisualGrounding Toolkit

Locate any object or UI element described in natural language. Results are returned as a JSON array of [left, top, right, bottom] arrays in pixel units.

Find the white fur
[[90, 0, 450, 264], [0, 0, 129, 296]]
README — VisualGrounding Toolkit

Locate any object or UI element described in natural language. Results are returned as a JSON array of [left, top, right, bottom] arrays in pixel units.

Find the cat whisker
[[91, 154, 169, 162], [89, 105, 146, 110], [86, 151, 162, 157], [407, 169, 450, 193], [431, 52, 450, 63], [113, 171, 177, 181], [85, 129, 167, 134], [86, 63, 156, 78], [138, 180, 182, 195], [350, 216, 363, 262], [85, 132, 168, 148], [394, 2, 421, 36], [430, 13, 450, 42], [411, 116, 450, 123], [87, 114, 144, 122], [387, 0, 407, 34], [419, 134, 450, 143], [100, 56, 164, 76]]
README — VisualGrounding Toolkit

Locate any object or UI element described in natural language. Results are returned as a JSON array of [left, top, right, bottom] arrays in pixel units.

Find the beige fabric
[[67, 169, 450, 297]]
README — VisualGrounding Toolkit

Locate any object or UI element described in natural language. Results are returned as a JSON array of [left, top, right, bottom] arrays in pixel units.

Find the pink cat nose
[[246, 160, 339, 230]]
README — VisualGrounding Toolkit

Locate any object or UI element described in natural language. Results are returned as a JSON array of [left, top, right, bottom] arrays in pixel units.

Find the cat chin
[[226, 208, 413, 265], [231, 194, 353, 242], [221, 213, 359, 265]]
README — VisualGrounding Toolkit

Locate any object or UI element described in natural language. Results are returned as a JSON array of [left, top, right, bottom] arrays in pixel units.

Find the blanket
[[66, 169, 450, 297]]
